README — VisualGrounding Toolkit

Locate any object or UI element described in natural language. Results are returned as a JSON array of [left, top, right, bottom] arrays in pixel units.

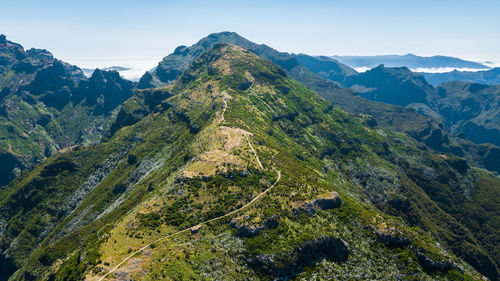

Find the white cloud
[[411, 67, 490, 73], [66, 56, 161, 81]]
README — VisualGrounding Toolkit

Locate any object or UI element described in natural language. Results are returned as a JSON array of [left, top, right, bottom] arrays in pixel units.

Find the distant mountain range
[[299, 56, 500, 148], [423, 67, 500, 86], [331, 54, 489, 70], [1, 32, 500, 281]]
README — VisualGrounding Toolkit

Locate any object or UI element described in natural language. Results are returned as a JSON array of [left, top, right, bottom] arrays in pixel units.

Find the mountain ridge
[[136, 32, 500, 174], [0, 42, 498, 281], [0, 35, 135, 187], [423, 67, 500, 86], [332, 54, 489, 70]]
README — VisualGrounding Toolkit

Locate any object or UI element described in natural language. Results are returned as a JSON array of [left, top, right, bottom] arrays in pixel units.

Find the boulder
[[314, 191, 342, 210], [230, 215, 280, 237], [230, 219, 264, 237], [376, 230, 412, 248], [247, 236, 349, 279], [293, 192, 342, 216], [416, 251, 457, 272]]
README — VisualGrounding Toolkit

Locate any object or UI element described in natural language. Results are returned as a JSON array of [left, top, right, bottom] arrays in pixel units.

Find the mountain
[[343, 65, 435, 107], [81, 66, 131, 78], [0, 35, 134, 187], [423, 67, 500, 86], [337, 64, 500, 147], [1, 43, 498, 281], [332, 54, 489, 70], [291, 54, 500, 165], [292, 54, 358, 84], [427, 82, 500, 145], [140, 32, 500, 173]]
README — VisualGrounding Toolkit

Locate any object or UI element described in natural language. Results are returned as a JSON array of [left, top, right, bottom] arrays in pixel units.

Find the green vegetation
[[0, 43, 496, 281]]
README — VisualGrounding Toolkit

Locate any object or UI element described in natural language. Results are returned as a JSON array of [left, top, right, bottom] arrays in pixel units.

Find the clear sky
[[2, 0, 499, 71]]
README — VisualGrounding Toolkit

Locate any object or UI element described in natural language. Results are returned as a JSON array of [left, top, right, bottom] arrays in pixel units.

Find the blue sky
[[2, 0, 499, 71]]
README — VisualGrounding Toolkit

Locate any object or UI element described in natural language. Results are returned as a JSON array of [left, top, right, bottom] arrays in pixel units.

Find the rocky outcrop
[[314, 191, 342, 209], [343, 65, 433, 107], [230, 215, 280, 237], [247, 236, 349, 279], [137, 71, 163, 89], [74, 69, 135, 114], [231, 223, 263, 237], [0, 152, 23, 187], [293, 191, 342, 216], [416, 251, 457, 272], [376, 230, 412, 248]]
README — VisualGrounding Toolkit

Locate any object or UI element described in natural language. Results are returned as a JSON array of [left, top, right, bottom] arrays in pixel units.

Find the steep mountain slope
[[292, 54, 357, 84], [338, 64, 500, 148], [332, 54, 489, 70], [1, 44, 499, 281], [0, 35, 134, 187], [139, 32, 499, 173], [343, 64, 435, 107], [427, 82, 500, 146], [423, 67, 500, 86]]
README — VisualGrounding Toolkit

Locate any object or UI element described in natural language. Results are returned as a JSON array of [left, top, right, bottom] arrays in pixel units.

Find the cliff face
[[0, 35, 135, 187]]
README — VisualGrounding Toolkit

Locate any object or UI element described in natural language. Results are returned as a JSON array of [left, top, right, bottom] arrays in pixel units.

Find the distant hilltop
[[331, 54, 489, 70]]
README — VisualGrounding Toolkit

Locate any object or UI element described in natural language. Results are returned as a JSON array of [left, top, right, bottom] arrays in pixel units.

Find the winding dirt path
[[98, 171, 280, 281], [98, 97, 280, 280], [220, 97, 227, 122], [245, 134, 263, 170]]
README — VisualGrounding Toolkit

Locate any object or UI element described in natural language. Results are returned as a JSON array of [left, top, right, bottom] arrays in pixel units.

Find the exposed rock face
[[0, 35, 136, 188], [263, 215, 280, 229], [137, 71, 163, 89], [247, 236, 349, 279], [293, 192, 342, 216], [376, 230, 412, 248], [293, 201, 317, 217], [0, 152, 23, 187], [314, 191, 342, 210], [416, 251, 457, 272], [343, 65, 434, 107], [230, 215, 280, 237], [74, 69, 134, 115], [447, 157, 469, 173], [232, 223, 263, 237]]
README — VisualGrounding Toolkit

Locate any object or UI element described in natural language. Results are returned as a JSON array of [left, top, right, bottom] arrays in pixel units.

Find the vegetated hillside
[[343, 65, 435, 107], [137, 32, 500, 173], [332, 54, 489, 70], [338, 64, 500, 149], [1, 44, 499, 281], [423, 68, 500, 86], [426, 82, 500, 145], [0, 35, 135, 187], [292, 54, 358, 84]]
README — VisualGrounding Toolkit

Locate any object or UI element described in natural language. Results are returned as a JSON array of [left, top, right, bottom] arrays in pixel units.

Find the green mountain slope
[[0, 35, 135, 187], [339, 64, 500, 149], [343, 65, 434, 107], [292, 54, 358, 84], [137, 32, 500, 173], [1, 44, 499, 281], [429, 82, 500, 146]]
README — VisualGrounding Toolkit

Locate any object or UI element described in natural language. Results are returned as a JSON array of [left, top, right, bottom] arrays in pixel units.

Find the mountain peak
[[206, 31, 244, 39], [179, 43, 286, 87]]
